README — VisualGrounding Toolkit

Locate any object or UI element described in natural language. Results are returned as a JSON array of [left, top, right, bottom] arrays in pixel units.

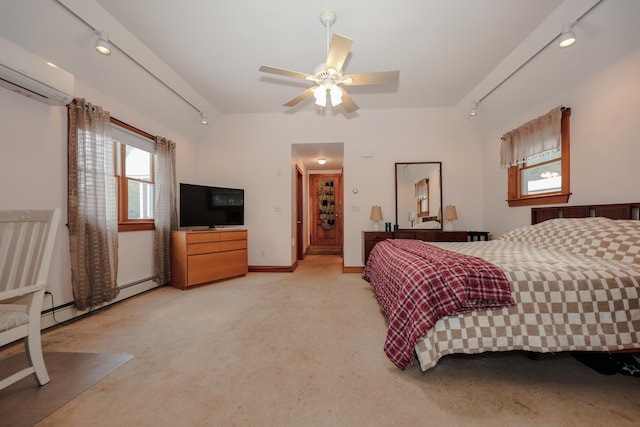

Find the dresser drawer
[[220, 239, 247, 252], [436, 231, 468, 242], [187, 241, 220, 255], [187, 232, 220, 244], [187, 250, 248, 285], [219, 230, 247, 241], [365, 231, 393, 242]]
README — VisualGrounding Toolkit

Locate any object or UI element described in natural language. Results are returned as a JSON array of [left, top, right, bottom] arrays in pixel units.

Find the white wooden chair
[[0, 209, 60, 390]]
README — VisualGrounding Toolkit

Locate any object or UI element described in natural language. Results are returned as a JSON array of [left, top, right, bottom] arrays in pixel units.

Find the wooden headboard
[[531, 203, 640, 225]]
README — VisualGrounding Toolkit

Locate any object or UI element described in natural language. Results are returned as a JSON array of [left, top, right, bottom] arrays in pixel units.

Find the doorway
[[291, 142, 344, 259], [296, 166, 304, 261], [309, 173, 343, 255]]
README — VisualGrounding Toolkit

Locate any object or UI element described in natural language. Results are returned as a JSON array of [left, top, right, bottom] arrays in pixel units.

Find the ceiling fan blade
[[259, 65, 313, 80], [342, 70, 400, 86], [339, 87, 359, 113], [283, 87, 315, 107], [325, 34, 352, 73]]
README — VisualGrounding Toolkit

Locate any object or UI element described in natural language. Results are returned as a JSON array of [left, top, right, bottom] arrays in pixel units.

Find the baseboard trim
[[249, 261, 298, 273], [343, 266, 364, 274]]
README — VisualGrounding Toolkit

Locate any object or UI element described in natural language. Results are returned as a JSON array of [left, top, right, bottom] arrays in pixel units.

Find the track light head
[[558, 23, 576, 48], [469, 101, 478, 117], [200, 111, 208, 125], [95, 31, 111, 55]]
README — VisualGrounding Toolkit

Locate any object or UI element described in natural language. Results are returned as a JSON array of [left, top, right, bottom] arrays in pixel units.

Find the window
[[414, 178, 429, 217], [112, 118, 156, 231], [504, 108, 571, 207]]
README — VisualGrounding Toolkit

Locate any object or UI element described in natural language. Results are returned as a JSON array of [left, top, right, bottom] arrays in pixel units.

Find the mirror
[[395, 162, 442, 230]]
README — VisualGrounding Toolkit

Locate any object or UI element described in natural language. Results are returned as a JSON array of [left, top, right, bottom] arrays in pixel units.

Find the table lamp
[[370, 205, 383, 231], [443, 205, 458, 231]]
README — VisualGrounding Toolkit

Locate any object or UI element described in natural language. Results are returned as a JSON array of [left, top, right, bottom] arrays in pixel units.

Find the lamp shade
[[443, 205, 458, 221], [370, 205, 383, 221]]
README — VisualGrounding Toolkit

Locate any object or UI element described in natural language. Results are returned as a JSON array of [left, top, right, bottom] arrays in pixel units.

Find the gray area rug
[[0, 351, 132, 427]]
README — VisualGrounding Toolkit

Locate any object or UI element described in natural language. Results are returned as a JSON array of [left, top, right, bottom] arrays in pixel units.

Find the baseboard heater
[[40, 277, 159, 328]]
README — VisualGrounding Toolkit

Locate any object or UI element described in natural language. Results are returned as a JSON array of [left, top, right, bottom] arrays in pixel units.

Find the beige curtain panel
[[500, 106, 562, 167], [153, 136, 178, 285], [67, 98, 119, 310]]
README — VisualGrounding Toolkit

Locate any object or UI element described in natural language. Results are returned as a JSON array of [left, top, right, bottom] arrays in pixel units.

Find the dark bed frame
[[531, 202, 640, 225]]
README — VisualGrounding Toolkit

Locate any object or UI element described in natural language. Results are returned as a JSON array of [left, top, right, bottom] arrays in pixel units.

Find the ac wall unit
[[0, 35, 74, 106]]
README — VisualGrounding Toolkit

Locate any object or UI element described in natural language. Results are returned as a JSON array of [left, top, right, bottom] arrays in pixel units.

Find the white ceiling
[[1, 1, 639, 170], [92, 0, 565, 115]]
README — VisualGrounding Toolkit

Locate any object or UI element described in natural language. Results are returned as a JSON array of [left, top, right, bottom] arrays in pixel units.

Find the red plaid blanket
[[363, 239, 514, 369]]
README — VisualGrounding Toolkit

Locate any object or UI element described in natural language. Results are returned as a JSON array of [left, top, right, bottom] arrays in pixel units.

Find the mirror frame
[[394, 162, 443, 230]]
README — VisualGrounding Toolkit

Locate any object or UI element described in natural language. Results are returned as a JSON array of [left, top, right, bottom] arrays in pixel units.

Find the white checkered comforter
[[414, 217, 640, 371]]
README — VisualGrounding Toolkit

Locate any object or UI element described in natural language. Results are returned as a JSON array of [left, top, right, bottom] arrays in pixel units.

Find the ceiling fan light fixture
[[313, 86, 327, 107], [558, 23, 576, 48], [95, 30, 111, 55], [257, 8, 399, 114], [329, 84, 342, 106]]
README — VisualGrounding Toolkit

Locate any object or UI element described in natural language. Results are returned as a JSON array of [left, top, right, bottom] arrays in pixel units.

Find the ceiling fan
[[258, 9, 399, 114]]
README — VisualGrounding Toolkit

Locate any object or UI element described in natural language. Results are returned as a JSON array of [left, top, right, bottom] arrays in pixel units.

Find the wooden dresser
[[363, 230, 469, 265], [170, 229, 248, 289]]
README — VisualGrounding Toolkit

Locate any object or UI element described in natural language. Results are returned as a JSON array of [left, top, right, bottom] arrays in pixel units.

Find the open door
[[296, 166, 304, 260], [309, 173, 343, 255]]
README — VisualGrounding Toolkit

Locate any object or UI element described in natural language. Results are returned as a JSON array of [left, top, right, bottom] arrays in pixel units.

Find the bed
[[363, 203, 640, 371]]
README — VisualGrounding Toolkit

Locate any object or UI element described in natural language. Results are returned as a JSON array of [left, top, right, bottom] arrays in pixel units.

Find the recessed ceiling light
[[317, 159, 327, 165]]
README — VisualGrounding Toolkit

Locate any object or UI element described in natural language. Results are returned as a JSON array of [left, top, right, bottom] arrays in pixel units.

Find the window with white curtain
[[501, 107, 571, 207]]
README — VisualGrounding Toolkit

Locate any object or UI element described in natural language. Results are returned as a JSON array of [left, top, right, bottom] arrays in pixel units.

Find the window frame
[[507, 108, 571, 207], [111, 118, 156, 232]]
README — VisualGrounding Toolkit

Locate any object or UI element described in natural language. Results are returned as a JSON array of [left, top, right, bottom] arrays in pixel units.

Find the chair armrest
[[0, 284, 45, 302]]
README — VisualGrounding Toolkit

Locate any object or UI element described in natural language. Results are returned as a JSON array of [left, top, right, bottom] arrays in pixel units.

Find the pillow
[[413, 220, 441, 229]]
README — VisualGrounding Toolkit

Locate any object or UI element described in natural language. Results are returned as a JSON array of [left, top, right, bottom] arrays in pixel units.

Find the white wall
[[481, 48, 640, 237], [0, 78, 200, 322], [199, 107, 484, 267], [0, 88, 71, 304]]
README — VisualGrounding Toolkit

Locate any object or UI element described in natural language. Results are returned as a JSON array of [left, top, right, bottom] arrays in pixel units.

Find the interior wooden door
[[309, 174, 343, 248], [296, 166, 304, 260]]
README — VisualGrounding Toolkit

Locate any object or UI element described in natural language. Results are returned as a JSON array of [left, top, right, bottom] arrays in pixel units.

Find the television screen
[[180, 183, 244, 228]]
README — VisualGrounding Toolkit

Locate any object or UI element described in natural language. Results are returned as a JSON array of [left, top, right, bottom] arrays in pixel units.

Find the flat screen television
[[179, 183, 244, 228]]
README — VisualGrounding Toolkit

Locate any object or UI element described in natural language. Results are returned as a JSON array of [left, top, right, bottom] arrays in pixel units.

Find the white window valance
[[500, 106, 562, 167], [414, 179, 428, 199]]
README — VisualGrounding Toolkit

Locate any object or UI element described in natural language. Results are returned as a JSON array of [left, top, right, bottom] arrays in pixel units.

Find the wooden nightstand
[[363, 231, 393, 265]]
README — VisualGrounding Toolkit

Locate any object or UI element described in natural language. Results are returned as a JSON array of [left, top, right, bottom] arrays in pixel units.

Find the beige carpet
[[0, 255, 637, 426], [0, 352, 132, 427]]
